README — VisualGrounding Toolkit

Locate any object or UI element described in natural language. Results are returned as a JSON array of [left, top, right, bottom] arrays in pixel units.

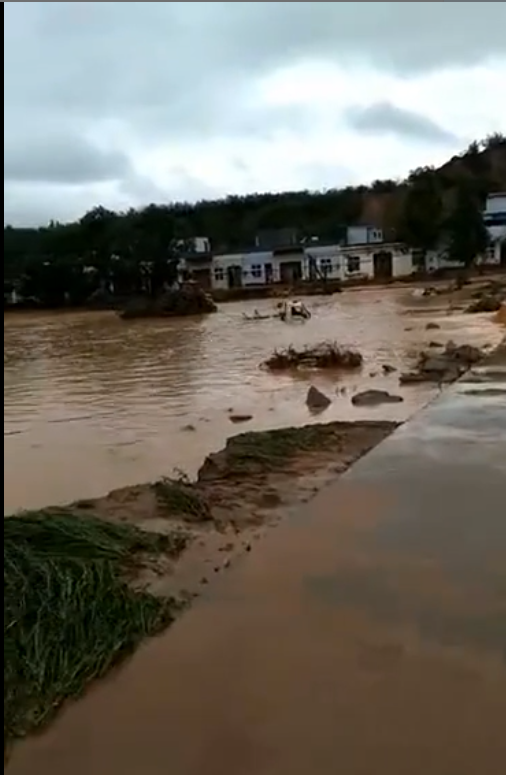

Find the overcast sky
[[4, 2, 506, 226]]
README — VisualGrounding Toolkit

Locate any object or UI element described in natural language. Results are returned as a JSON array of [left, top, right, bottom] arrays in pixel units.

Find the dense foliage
[[4, 134, 505, 307]]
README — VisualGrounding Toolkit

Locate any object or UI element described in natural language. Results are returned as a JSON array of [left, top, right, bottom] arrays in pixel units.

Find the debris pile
[[263, 342, 363, 371]]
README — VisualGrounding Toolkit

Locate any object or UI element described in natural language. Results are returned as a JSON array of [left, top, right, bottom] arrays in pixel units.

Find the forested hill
[[4, 134, 506, 307]]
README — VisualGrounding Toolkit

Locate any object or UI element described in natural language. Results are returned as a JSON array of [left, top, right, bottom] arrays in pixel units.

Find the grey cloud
[[4, 2, 506, 224], [346, 102, 459, 144], [4, 130, 131, 185]]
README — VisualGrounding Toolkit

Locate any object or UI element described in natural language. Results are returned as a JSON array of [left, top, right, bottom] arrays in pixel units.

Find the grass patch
[[153, 474, 211, 521], [4, 510, 187, 750], [199, 423, 349, 479], [263, 342, 363, 371], [225, 425, 338, 471]]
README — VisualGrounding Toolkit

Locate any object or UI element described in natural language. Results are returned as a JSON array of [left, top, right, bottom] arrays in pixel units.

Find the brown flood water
[[4, 287, 502, 513]]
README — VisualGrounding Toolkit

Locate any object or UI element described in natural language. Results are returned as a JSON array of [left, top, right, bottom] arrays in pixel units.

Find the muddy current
[[4, 287, 502, 513]]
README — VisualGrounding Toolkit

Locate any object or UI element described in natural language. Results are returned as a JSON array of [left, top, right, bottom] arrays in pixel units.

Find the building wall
[[212, 241, 415, 287], [346, 226, 383, 246], [303, 244, 342, 281], [484, 193, 506, 243], [341, 244, 414, 280], [211, 251, 273, 289], [485, 193, 506, 216]]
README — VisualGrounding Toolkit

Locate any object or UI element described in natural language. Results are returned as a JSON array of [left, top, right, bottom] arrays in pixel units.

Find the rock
[[429, 341, 443, 348], [399, 372, 428, 385], [400, 340, 484, 386], [229, 414, 253, 424], [382, 363, 397, 374], [306, 386, 332, 411], [181, 423, 196, 431], [419, 355, 452, 374], [351, 390, 404, 407], [425, 322, 440, 330], [446, 343, 482, 365], [466, 295, 502, 314]]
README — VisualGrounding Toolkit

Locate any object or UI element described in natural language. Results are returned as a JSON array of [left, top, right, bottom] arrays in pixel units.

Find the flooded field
[[4, 287, 502, 513]]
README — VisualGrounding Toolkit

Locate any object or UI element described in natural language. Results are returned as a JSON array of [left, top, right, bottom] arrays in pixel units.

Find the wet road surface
[[7, 346, 506, 775]]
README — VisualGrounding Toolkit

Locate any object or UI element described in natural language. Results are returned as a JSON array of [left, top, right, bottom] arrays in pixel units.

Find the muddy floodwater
[[4, 288, 502, 513]]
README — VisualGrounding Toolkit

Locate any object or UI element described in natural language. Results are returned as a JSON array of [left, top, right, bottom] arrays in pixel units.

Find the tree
[[4, 136, 506, 307], [397, 167, 443, 265], [444, 184, 489, 268]]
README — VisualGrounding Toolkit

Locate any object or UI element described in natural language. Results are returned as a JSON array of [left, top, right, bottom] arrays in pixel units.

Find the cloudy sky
[[4, 2, 506, 226]]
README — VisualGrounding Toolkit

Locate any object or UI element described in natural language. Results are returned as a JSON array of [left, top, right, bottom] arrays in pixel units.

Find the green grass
[[4, 510, 187, 750], [220, 424, 344, 474]]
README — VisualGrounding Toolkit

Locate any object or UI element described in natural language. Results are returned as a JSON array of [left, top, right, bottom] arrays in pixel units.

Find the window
[[214, 266, 224, 281], [251, 264, 263, 279], [347, 255, 360, 273], [319, 257, 332, 275]]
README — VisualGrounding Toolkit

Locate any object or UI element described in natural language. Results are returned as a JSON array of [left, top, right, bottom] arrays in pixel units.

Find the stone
[[382, 363, 397, 374], [425, 322, 441, 330], [351, 390, 404, 407], [229, 414, 253, 424], [399, 372, 430, 385], [305, 386, 332, 411], [466, 295, 502, 314]]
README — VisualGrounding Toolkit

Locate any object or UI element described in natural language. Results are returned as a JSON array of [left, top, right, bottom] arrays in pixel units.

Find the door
[[227, 265, 243, 289], [373, 251, 393, 280]]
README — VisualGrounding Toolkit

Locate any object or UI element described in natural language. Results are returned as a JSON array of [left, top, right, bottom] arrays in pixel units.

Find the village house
[[426, 192, 506, 272], [339, 226, 415, 281], [177, 237, 213, 289], [209, 225, 417, 290], [483, 192, 506, 265]]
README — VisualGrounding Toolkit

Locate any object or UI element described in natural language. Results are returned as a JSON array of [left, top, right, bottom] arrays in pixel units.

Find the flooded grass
[[4, 510, 186, 751], [153, 475, 212, 521], [198, 421, 398, 478]]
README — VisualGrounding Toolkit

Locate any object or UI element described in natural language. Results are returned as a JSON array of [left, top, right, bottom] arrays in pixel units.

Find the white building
[[346, 225, 384, 246], [210, 234, 415, 289], [340, 242, 414, 281], [426, 192, 506, 272], [211, 250, 274, 290], [303, 242, 343, 282], [483, 192, 506, 265]]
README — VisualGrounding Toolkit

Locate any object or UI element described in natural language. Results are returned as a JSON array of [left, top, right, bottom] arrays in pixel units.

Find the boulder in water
[[306, 386, 332, 412]]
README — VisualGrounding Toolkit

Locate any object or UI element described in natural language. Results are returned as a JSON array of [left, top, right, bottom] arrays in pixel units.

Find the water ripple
[[4, 291, 502, 513]]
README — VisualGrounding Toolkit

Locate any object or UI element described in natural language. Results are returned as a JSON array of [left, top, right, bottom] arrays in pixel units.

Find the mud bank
[[4, 420, 397, 752]]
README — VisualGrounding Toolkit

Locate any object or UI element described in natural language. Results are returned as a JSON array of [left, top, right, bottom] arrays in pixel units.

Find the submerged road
[[8, 346, 506, 775]]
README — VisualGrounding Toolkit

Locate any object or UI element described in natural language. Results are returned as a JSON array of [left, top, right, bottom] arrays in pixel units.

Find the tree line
[[4, 134, 505, 308]]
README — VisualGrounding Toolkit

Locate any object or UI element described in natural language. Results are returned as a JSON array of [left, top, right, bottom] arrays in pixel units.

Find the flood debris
[[399, 340, 484, 385], [263, 342, 363, 371]]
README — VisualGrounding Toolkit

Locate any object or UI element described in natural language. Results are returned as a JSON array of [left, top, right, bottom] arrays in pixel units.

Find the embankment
[[4, 419, 397, 754]]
